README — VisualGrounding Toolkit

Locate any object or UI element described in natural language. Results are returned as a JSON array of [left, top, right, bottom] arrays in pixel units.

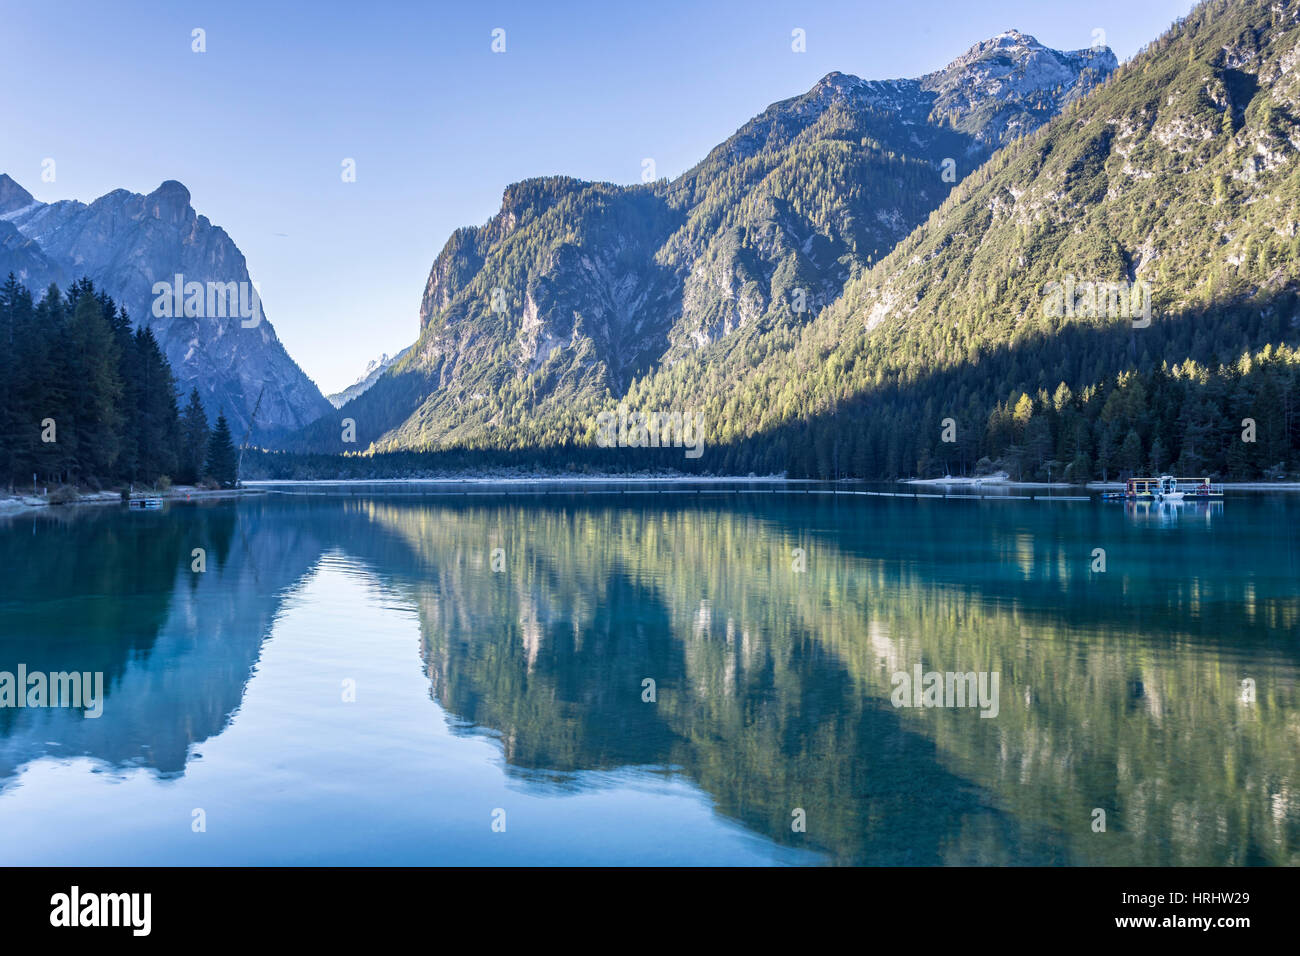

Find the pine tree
[[0, 274, 21, 485], [1148, 436, 1168, 475], [179, 388, 210, 485], [28, 284, 70, 483], [205, 411, 238, 488], [1118, 428, 1144, 476], [0, 276, 186, 489], [114, 304, 142, 481], [134, 325, 180, 482], [65, 288, 123, 482]]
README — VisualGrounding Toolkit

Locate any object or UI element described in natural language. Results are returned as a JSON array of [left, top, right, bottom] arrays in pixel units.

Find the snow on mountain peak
[[919, 29, 1118, 145]]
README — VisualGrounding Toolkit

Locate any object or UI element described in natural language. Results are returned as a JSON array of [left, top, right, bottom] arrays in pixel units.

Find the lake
[[0, 482, 1296, 865]]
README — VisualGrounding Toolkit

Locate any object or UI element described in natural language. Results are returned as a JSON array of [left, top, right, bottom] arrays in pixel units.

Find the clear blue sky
[[0, 0, 1197, 394]]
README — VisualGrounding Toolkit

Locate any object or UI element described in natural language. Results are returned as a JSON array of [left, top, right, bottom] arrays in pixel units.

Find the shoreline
[[244, 474, 790, 486], [8, 474, 1300, 515], [905, 473, 1300, 491], [0, 487, 266, 517], [903, 473, 1073, 489], [246, 474, 1300, 492]]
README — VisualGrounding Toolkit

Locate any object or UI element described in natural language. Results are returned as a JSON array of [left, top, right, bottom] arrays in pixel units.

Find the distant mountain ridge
[[326, 348, 410, 408], [284, 29, 1115, 453], [0, 175, 331, 439]]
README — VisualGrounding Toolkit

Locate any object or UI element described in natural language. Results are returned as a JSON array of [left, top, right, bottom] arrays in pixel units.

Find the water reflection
[[1120, 497, 1225, 527], [0, 489, 1296, 865]]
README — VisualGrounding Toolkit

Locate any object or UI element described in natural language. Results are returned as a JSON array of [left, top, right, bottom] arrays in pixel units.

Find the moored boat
[[1102, 475, 1222, 500]]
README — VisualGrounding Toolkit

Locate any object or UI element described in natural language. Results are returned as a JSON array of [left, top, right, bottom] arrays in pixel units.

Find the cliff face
[[289, 31, 1114, 454], [0, 175, 331, 439]]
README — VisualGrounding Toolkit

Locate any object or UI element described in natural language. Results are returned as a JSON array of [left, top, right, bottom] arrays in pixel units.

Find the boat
[[1102, 475, 1222, 501], [128, 497, 163, 511], [1157, 476, 1184, 500]]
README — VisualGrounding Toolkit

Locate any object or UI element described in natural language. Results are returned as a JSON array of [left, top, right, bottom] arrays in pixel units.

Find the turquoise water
[[0, 484, 1296, 865]]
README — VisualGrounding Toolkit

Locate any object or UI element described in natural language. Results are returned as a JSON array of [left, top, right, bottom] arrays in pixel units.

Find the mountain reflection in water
[[0, 486, 1295, 865]]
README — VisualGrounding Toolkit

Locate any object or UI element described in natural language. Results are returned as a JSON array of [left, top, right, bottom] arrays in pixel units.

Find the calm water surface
[[0, 483, 1296, 865]]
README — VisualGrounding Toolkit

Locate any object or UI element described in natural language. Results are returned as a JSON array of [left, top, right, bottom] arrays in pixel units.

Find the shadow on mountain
[[715, 288, 1300, 479]]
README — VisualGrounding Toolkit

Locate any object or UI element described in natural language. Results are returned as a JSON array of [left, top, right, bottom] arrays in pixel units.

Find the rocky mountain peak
[[145, 179, 194, 225], [809, 71, 863, 95], [919, 29, 1117, 145], [0, 174, 37, 216], [926, 27, 1116, 92], [940, 29, 1051, 70], [0, 178, 331, 438]]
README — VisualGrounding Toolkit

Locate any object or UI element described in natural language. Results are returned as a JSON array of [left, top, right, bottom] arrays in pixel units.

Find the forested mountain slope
[[287, 31, 1114, 455], [616, 0, 1300, 479]]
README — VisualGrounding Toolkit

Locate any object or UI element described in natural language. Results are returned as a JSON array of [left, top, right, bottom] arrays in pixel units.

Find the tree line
[[247, 333, 1300, 484], [0, 274, 238, 492]]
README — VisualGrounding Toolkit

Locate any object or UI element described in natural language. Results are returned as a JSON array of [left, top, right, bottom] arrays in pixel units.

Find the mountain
[[326, 348, 410, 408], [0, 176, 332, 439], [0, 176, 63, 290], [283, 31, 1115, 453], [917, 29, 1115, 146], [0, 219, 63, 292], [0, 175, 39, 218], [615, 0, 1300, 479]]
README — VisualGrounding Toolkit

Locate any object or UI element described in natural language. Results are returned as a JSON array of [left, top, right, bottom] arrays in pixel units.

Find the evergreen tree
[[30, 284, 70, 483], [1118, 429, 1144, 476], [0, 275, 23, 486], [0, 276, 185, 489], [65, 288, 123, 482], [115, 305, 142, 481], [1148, 436, 1168, 475], [133, 325, 181, 482], [179, 388, 210, 485], [205, 411, 238, 488]]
